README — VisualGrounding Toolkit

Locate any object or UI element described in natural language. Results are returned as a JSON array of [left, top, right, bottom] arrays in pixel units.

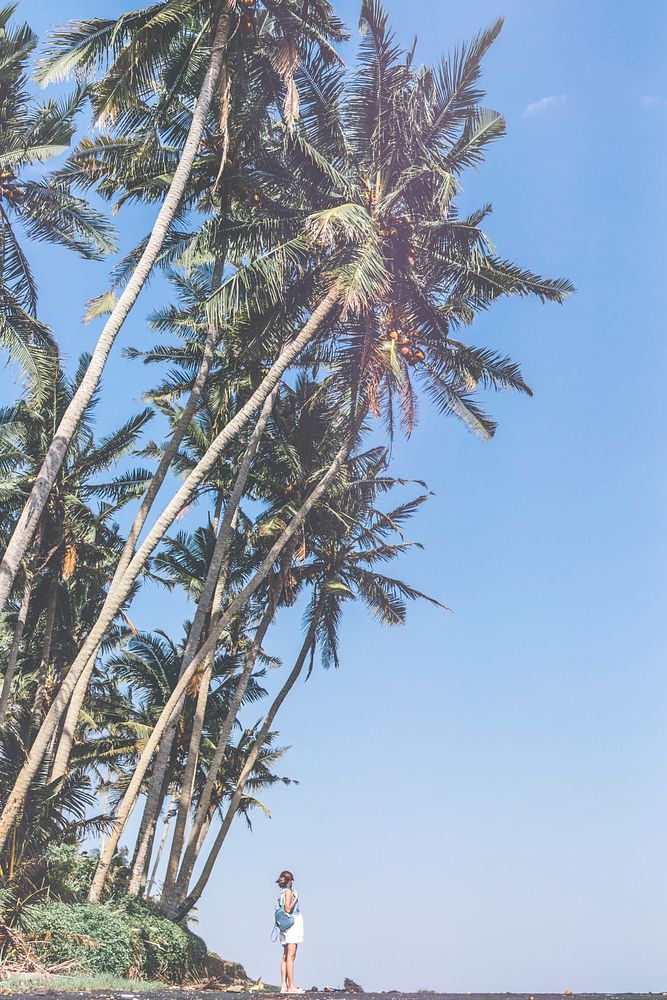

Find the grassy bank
[[1, 972, 170, 992]]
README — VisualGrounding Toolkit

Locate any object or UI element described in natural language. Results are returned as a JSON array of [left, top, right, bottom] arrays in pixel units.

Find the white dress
[[279, 888, 304, 945]]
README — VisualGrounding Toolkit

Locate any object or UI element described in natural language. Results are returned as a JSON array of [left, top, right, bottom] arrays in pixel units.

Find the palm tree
[[0, 0, 347, 613], [160, 384, 432, 914], [158, 376, 346, 913], [175, 447, 445, 917], [127, 388, 278, 896], [86, 403, 355, 901], [62, 0, 571, 642]]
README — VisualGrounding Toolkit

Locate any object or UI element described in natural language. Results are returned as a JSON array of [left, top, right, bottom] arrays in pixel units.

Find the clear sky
[[7, 0, 667, 991]]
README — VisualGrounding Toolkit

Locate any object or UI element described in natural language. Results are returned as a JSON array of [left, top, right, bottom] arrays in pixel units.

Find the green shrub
[[119, 895, 207, 982], [19, 897, 207, 983], [20, 901, 134, 977], [44, 844, 97, 901]]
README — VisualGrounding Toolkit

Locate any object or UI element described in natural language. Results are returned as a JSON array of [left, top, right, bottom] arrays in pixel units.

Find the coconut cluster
[[380, 214, 417, 271], [237, 0, 257, 33], [383, 307, 426, 367], [388, 328, 426, 366]]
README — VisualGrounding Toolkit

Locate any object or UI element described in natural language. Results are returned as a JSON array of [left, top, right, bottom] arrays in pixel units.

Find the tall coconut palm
[[86, 406, 356, 901], [127, 387, 278, 896], [0, 0, 346, 613], [158, 376, 344, 913], [175, 451, 445, 916]]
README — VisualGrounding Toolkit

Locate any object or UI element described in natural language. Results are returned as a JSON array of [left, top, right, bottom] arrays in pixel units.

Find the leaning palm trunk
[[146, 802, 177, 898], [156, 654, 214, 907], [158, 389, 281, 903], [32, 579, 57, 722], [130, 762, 174, 891], [50, 645, 100, 780], [0, 574, 32, 723], [0, 290, 340, 856], [108, 257, 225, 590], [127, 389, 277, 895], [87, 437, 350, 901], [161, 599, 276, 916], [163, 600, 274, 914], [177, 614, 319, 918], [0, 0, 236, 616]]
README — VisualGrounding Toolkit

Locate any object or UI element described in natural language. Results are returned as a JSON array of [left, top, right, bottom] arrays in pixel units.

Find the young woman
[[276, 869, 304, 994]]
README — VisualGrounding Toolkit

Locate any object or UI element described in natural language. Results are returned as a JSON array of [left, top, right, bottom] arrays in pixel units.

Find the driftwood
[[0, 921, 81, 979], [187, 977, 266, 992]]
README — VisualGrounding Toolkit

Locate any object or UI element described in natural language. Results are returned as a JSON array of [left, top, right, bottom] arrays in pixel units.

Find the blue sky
[[7, 0, 667, 991]]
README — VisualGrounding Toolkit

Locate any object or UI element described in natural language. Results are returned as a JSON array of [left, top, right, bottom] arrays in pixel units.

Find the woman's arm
[[283, 889, 296, 913]]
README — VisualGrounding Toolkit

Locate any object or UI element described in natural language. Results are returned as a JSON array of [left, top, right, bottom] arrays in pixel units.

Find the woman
[[276, 869, 304, 994]]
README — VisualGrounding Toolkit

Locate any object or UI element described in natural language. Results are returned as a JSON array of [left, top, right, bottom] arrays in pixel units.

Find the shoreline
[[0, 990, 662, 999]]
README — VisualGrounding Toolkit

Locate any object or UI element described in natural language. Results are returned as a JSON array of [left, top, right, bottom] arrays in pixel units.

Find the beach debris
[[188, 977, 228, 990], [344, 979, 365, 993], [249, 978, 266, 992], [563, 991, 574, 997], [0, 922, 82, 980]]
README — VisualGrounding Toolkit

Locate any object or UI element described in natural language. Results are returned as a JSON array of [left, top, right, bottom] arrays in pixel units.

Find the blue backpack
[[273, 890, 298, 937], [274, 907, 295, 932]]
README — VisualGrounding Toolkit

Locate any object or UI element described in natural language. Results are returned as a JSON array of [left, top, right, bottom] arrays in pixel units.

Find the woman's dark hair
[[276, 870, 294, 883]]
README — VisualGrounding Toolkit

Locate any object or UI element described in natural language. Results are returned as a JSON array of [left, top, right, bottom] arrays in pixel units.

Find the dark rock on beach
[[343, 981, 364, 994], [202, 956, 249, 985]]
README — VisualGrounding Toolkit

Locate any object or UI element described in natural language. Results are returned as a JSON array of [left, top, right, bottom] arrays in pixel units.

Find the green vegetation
[[21, 898, 206, 981], [0, 0, 571, 979]]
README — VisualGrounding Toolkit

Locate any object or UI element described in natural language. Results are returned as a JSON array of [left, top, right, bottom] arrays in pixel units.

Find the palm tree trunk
[[32, 579, 57, 721], [146, 802, 177, 898], [177, 616, 319, 918], [161, 599, 275, 916], [127, 389, 277, 895], [107, 257, 225, 589], [157, 654, 214, 907], [0, 574, 32, 723], [0, 0, 237, 616], [0, 289, 340, 858], [129, 760, 175, 895], [49, 645, 99, 780], [87, 437, 349, 901]]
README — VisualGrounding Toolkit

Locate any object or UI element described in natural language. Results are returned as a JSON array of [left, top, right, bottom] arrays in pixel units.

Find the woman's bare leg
[[281, 946, 288, 991], [286, 943, 298, 990]]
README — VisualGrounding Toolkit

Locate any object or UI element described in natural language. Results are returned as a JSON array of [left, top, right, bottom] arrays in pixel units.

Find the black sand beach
[[0, 991, 659, 1000]]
